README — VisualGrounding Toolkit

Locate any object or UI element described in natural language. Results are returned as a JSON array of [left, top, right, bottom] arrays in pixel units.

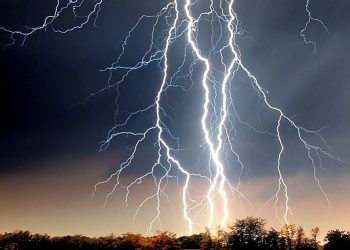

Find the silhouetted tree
[[280, 224, 296, 250], [265, 228, 279, 250], [178, 234, 201, 249], [310, 227, 319, 249], [216, 229, 229, 249], [151, 231, 179, 249], [324, 230, 350, 250], [292, 226, 318, 250], [228, 216, 266, 250], [200, 228, 213, 250], [295, 226, 305, 250], [0, 231, 33, 250], [94, 234, 120, 249], [118, 232, 142, 250], [278, 236, 287, 250], [3, 221, 350, 250]]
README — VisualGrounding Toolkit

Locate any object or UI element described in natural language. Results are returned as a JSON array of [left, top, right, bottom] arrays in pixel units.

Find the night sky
[[1, 0, 350, 238]]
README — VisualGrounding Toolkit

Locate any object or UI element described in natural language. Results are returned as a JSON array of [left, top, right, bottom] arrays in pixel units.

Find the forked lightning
[[1, 0, 345, 235]]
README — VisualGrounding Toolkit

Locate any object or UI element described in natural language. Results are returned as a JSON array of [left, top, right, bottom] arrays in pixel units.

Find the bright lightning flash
[[1, 0, 346, 235]]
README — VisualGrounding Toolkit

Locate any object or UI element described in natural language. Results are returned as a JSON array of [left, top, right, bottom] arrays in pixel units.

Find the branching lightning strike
[[1, 0, 347, 235]]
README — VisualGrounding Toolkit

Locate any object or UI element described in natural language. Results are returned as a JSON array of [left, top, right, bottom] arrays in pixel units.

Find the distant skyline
[[0, 0, 350, 239]]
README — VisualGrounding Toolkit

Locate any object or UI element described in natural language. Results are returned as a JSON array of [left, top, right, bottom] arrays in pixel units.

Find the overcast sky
[[0, 0, 350, 238]]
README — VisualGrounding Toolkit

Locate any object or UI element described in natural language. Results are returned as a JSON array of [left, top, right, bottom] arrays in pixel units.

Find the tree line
[[1, 217, 349, 250]]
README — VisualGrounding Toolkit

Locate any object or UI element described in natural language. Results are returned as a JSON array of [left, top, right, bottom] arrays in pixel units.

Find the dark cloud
[[0, 1, 349, 234]]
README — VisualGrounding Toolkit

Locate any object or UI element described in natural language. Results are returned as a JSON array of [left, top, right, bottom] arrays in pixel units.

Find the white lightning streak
[[301, 0, 329, 52], [1, 0, 348, 235], [185, 0, 232, 230], [154, 0, 193, 235]]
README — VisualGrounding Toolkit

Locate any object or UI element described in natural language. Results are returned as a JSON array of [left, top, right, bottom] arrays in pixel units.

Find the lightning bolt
[[1, 0, 347, 235], [301, 0, 329, 52]]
